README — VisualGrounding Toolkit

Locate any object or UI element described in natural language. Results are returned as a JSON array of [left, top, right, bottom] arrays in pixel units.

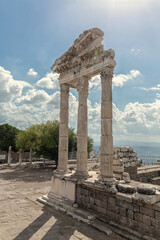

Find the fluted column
[[58, 83, 69, 172], [75, 77, 89, 177], [100, 67, 114, 181]]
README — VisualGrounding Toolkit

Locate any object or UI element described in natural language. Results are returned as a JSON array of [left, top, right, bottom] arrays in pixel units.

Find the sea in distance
[[93, 143, 160, 165]]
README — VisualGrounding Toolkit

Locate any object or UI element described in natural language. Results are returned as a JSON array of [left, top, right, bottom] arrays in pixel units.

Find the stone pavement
[[0, 166, 125, 240]]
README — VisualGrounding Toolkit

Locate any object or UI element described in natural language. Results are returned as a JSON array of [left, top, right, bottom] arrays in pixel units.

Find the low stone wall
[[135, 166, 160, 183], [77, 183, 160, 239]]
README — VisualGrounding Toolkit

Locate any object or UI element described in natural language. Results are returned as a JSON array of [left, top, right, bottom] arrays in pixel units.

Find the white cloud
[[89, 75, 101, 89], [16, 89, 51, 105], [0, 66, 31, 103], [89, 70, 141, 89], [0, 66, 159, 144], [27, 68, 38, 77], [139, 84, 160, 91], [113, 70, 141, 88], [36, 72, 59, 89], [131, 48, 142, 56]]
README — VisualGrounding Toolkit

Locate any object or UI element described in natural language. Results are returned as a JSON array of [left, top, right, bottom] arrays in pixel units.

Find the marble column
[[19, 149, 22, 165], [8, 146, 12, 165], [75, 77, 89, 177], [58, 83, 69, 172], [29, 148, 32, 166], [100, 67, 114, 181]]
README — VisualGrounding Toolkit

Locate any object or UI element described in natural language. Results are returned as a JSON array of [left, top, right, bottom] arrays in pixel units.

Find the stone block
[[127, 209, 134, 219], [137, 184, 156, 195], [134, 212, 143, 222], [133, 192, 160, 204], [108, 203, 119, 213], [119, 152, 124, 158], [116, 192, 132, 203], [142, 215, 151, 226], [97, 206, 107, 215], [95, 199, 101, 206], [113, 165, 124, 173], [140, 206, 154, 217], [119, 216, 127, 225], [103, 194, 108, 202], [151, 217, 160, 228], [116, 183, 136, 194], [90, 197, 94, 205], [155, 211, 160, 219], [100, 200, 108, 209], [81, 188, 88, 196], [119, 207, 127, 217], [108, 196, 116, 205]]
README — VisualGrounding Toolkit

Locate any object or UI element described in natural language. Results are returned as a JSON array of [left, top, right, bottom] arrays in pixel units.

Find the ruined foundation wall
[[77, 184, 160, 239], [113, 147, 138, 179], [135, 166, 160, 183]]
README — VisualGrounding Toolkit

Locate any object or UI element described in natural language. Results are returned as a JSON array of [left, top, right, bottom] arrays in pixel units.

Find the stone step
[[151, 176, 160, 184], [37, 194, 156, 240]]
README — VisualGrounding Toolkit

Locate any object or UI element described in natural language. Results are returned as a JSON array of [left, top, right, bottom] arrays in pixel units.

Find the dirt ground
[[0, 165, 125, 240]]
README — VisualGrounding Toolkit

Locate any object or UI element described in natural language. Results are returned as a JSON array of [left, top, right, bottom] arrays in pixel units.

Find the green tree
[[16, 124, 42, 152], [15, 120, 94, 163], [0, 124, 20, 151], [87, 136, 94, 153]]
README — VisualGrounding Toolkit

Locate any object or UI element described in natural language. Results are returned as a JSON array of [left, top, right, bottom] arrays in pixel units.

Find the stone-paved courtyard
[[0, 165, 125, 240]]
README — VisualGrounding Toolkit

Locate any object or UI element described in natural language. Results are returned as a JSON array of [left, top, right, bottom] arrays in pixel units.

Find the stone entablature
[[51, 28, 115, 88]]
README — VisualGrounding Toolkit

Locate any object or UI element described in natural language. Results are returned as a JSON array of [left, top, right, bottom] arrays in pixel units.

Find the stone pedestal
[[100, 67, 114, 182], [50, 176, 76, 203], [75, 77, 89, 177], [58, 83, 69, 173]]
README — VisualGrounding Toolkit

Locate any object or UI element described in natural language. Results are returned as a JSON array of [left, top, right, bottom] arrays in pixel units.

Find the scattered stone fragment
[[122, 172, 131, 183], [116, 183, 136, 194], [137, 184, 156, 195]]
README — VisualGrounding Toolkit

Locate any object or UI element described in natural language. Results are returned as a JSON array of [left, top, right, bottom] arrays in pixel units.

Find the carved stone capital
[[60, 83, 69, 94], [101, 67, 114, 82]]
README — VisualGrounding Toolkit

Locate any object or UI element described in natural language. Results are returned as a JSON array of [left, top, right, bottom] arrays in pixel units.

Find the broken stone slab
[[137, 184, 156, 195], [132, 191, 160, 204], [116, 183, 136, 194]]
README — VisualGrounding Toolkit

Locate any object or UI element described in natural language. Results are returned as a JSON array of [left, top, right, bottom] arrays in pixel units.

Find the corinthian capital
[[60, 83, 69, 94], [101, 67, 114, 82]]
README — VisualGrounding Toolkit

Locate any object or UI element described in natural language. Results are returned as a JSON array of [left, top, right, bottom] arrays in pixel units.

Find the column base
[[54, 169, 68, 178], [72, 170, 89, 180], [97, 175, 118, 193]]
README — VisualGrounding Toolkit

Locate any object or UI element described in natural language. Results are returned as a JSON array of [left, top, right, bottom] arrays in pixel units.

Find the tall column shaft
[[58, 83, 69, 172], [100, 67, 114, 181], [75, 77, 89, 176]]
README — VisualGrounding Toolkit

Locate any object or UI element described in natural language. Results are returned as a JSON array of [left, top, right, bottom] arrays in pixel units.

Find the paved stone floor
[[0, 165, 125, 240]]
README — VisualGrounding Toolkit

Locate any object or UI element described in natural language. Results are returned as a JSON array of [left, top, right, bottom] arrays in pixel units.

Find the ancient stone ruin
[[39, 28, 160, 240], [52, 27, 116, 182]]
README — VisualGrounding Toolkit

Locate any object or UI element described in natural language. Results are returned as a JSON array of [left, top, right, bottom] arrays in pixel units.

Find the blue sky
[[0, 0, 160, 146]]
